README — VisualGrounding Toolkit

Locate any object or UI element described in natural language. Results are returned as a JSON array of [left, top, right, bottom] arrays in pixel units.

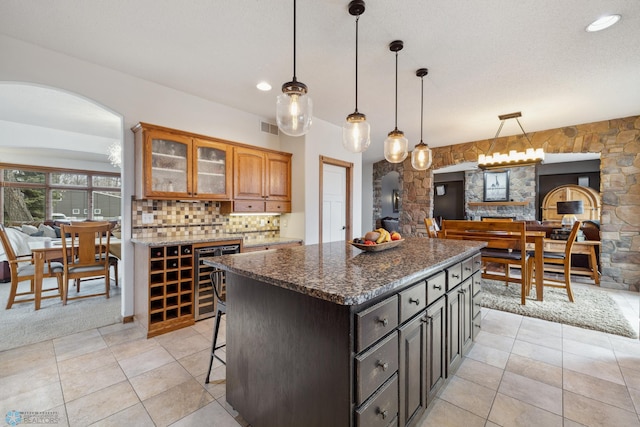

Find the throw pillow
[[38, 224, 58, 239], [21, 224, 39, 236]]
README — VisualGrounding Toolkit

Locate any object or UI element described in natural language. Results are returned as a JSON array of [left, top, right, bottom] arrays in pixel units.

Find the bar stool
[[205, 269, 226, 384]]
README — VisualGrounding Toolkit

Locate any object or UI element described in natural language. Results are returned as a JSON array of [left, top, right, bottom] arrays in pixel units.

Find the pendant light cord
[[420, 75, 424, 142], [394, 50, 398, 129], [354, 15, 360, 113], [292, 0, 297, 80]]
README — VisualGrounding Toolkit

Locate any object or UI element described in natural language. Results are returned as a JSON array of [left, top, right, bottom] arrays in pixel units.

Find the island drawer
[[462, 257, 474, 281], [356, 296, 399, 352], [446, 262, 463, 291], [426, 271, 446, 306], [355, 331, 399, 406], [472, 272, 482, 296], [399, 282, 426, 323], [355, 373, 398, 427]]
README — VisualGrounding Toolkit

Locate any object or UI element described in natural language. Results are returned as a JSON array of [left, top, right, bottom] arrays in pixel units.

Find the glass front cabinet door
[[137, 125, 233, 200], [192, 138, 232, 199]]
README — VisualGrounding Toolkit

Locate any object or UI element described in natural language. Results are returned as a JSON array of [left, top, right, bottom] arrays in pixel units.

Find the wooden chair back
[[0, 223, 63, 308], [0, 224, 18, 262], [441, 219, 530, 304], [60, 221, 111, 304], [481, 217, 514, 222], [424, 218, 439, 238]]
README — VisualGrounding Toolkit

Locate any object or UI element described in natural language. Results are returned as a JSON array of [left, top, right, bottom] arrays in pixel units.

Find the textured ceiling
[[0, 0, 639, 164]]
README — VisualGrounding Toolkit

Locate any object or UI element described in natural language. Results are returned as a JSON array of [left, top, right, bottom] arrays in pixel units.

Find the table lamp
[[557, 200, 583, 228]]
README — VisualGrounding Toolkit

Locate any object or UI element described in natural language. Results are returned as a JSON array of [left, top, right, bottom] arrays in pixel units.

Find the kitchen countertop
[[130, 234, 302, 248], [204, 237, 485, 306]]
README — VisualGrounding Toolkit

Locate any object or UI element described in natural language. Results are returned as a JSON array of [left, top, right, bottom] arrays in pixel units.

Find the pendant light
[[411, 68, 433, 170], [343, 0, 370, 153], [384, 40, 408, 163], [276, 0, 313, 137]]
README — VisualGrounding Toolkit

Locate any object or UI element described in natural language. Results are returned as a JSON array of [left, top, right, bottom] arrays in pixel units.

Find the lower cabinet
[[354, 253, 482, 427]]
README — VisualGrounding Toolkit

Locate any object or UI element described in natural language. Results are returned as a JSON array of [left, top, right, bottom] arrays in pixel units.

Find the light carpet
[[480, 279, 638, 339], [0, 277, 121, 352]]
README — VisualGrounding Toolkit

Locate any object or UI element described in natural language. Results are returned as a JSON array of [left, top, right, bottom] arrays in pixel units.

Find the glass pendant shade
[[384, 129, 409, 163], [411, 142, 432, 170], [276, 0, 312, 137], [276, 82, 313, 137], [343, 112, 371, 153]]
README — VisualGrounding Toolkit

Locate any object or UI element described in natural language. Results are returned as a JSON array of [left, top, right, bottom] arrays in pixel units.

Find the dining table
[[29, 238, 121, 310]]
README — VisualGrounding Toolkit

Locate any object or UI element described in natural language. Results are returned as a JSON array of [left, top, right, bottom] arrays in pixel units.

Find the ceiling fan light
[[384, 129, 409, 163], [411, 141, 432, 170], [343, 112, 371, 153]]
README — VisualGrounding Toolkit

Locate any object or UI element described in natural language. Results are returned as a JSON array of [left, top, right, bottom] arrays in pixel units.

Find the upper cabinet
[[133, 123, 232, 200], [133, 123, 292, 211], [221, 147, 292, 214]]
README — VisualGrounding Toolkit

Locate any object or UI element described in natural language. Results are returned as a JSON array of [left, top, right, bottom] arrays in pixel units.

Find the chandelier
[[478, 112, 544, 169], [107, 141, 122, 168]]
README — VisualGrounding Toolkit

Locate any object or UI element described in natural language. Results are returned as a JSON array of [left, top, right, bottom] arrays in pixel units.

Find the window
[[1, 165, 121, 225]]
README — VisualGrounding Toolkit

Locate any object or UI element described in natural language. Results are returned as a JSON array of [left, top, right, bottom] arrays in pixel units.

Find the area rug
[[0, 277, 121, 352], [480, 279, 638, 339]]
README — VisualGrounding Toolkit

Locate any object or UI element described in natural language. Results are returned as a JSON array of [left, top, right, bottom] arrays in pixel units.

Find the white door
[[322, 164, 346, 242]]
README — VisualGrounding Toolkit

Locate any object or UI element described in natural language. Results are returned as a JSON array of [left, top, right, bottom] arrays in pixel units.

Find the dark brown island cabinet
[[205, 237, 485, 427]]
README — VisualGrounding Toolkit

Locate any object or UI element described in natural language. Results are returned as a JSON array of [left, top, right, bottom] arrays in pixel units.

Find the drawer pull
[[377, 408, 388, 420], [378, 317, 389, 327], [465, 266, 472, 271], [474, 323, 482, 329], [433, 284, 442, 290], [451, 273, 460, 279], [377, 360, 389, 371], [421, 315, 431, 324], [409, 297, 420, 305]]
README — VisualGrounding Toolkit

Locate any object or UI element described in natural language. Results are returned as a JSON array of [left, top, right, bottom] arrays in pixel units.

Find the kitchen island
[[205, 237, 485, 427]]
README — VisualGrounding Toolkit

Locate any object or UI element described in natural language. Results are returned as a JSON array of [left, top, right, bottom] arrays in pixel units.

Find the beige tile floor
[[1, 283, 639, 427]]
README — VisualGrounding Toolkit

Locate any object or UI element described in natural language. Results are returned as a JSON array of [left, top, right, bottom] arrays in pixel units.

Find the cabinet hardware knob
[[452, 274, 460, 279], [433, 284, 442, 290], [465, 267, 471, 271], [377, 408, 388, 420], [409, 297, 420, 305], [421, 315, 431, 324], [474, 324, 482, 328], [248, 205, 252, 208], [458, 289, 464, 294], [377, 360, 389, 371], [378, 317, 389, 327]]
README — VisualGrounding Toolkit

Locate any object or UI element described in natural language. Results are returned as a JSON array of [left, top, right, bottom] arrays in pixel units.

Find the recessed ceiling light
[[256, 81, 272, 91], [586, 14, 621, 32]]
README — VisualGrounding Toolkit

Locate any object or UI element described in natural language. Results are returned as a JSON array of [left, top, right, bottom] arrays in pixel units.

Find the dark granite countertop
[[131, 234, 302, 248], [205, 237, 485, 306]]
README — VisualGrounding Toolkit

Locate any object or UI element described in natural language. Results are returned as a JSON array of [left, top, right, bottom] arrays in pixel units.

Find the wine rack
[[147, 244, 194, 336]]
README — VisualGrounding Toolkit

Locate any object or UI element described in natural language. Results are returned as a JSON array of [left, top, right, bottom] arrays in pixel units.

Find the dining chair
[[60, 222, 112, 304], [527, 220, 581, 302], [424, 218, 439, 238], [205, 269, 227, 384], [0, 224, 64, 309]]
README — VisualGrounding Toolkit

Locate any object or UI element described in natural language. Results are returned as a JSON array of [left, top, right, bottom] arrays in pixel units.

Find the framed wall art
[[483, 170, 510, 202]]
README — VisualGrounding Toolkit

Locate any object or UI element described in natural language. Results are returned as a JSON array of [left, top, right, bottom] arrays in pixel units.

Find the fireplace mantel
[[468, 201, 529, 207]]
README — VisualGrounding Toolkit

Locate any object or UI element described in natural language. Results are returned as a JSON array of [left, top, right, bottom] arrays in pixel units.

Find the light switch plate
[[142, 213, 154, 224]]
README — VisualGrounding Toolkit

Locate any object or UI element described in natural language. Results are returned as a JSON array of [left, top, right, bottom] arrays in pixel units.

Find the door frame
[[319, 156, 353, 244]]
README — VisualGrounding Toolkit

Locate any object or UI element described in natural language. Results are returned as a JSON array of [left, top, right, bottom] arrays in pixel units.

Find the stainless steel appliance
[[194, 243, 240, 320]]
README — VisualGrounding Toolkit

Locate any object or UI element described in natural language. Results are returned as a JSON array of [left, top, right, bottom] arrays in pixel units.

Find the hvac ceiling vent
[[260, 121, 279, 135]]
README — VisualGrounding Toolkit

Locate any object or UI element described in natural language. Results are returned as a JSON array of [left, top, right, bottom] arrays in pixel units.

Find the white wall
[[296, 120, 363, 245], [0, 34, 363, 316]]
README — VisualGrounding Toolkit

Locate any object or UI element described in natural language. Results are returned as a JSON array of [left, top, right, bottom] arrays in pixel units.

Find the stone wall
[[372, 115, 640, 291]]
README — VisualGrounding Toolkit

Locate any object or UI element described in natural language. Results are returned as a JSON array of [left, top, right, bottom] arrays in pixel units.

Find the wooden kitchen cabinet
[[220, 146, 292, 213], [133, 123, 232, 200], [134, 243, 195, 338]]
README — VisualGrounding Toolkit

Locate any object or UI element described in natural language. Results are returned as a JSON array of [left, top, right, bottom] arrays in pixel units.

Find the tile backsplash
[[132, 199, 281, 241]]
